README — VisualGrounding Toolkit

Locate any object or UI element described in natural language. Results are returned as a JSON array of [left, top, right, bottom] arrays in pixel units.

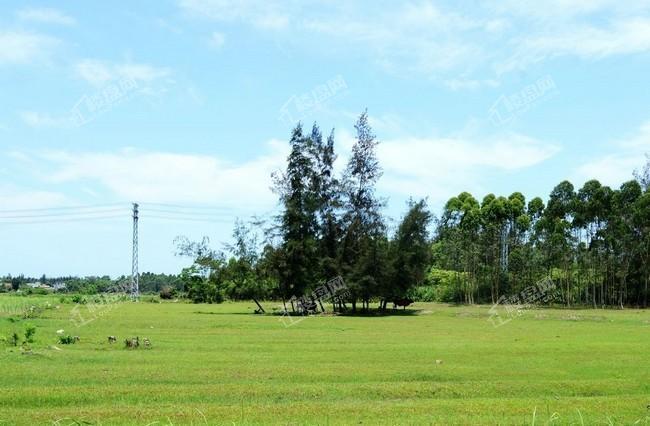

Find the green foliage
[[273, 123, 321, 299], [389, 199, 433, 299], [58, 335, 78, 345], [180, 266, 223, 304], [22, 304, 45, 319], [9, 331, 20, 346], [71, 295, 86, 304], [159, 286, 175, 300], [24, 324, 36, 343], [432, 163, 650, 307], [408, 268, 466, 303]]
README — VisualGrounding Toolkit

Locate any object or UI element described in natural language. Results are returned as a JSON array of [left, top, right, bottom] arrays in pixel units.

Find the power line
[[0, 208, 128, 219], [143, 208, 233, 217], [0, 214, 126, 225], [0, 203, 128, 214], [142, 214, 234, 224], [139, 202, 236, 211]]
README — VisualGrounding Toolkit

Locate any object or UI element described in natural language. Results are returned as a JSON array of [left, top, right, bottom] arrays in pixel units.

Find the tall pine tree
[[340, 110, 386, 311]]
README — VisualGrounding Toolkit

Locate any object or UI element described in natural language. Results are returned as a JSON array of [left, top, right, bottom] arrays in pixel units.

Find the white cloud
[[115, 63, 171, 82], [488, 0, 649, 21], [178, 1, 650, 82], [254, 14, 289, 30], [444, 78, 500, 91], [376, 132, 559, 200], [0, 185, 67, 210], [178, 0, 290, 30], [75, 60, 114, 86], [10, 119, 559, 214], [520, 18, 650, 59], [34, 141, 288, 209], [208, 31, 225, 49], [75, 60, 171, 86], [16, 7, 75, 25], [0, 31, 59, 65], [330, 123, 559, 203], [19, 111, 72, 128], [575, 121, 650, 187], [301, 3, 485, 75], [575, 155, 642, 187]]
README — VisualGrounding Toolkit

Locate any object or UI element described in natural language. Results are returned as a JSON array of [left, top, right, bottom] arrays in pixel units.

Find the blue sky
[[1, 0, 650, 277]]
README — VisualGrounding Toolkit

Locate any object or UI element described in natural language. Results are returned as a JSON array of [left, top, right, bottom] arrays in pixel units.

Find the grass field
[[1, 294, 649, 425]]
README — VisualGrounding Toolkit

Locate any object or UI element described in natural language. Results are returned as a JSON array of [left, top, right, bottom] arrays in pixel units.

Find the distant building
[[26, 282, 54, 291]]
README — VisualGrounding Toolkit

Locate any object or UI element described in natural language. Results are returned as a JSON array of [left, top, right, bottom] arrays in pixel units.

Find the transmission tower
[[131, 203, 139, 299]]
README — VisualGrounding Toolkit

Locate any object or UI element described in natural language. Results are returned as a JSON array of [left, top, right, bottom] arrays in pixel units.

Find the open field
[[1, 295, 649, 425]]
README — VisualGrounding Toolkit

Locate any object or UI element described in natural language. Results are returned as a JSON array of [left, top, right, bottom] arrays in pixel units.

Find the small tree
[[386, 199, 433, 308]]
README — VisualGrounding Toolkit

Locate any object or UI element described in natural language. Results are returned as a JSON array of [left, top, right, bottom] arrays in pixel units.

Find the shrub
[[22, 305, 43, 319], [58, 335, 78, 345], [24, 324, 36, 343], [160, 286, 175, 300], [409, 286, 438, 302], [71, 295, 86, 304], [9, 332, 20, 346]]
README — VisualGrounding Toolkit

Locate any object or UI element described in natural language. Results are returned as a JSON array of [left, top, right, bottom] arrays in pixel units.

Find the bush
[[22, 305, 43, 319], [71, 295, 86, 304], [409, 286, 438, 302], [406, 268, 467, 303], [160, 286, 175, 300], [24, 324, 36, 343], [58, 335, 78, 345], [9, 332, 20, 346]]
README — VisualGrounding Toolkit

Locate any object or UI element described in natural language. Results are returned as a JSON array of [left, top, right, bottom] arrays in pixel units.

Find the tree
[[608, 180, 642, 308], [340, 110, 386, 311], [388, 199, 433, 308], [175, 236, 226, 303], [537, 181, 576, 306], [222, 219, 270, 312], [273, 124, 320, 308], [437, 192, 481, 303], [634, 153, 650, 192], [633, 191, 650, 307], [314, 129, 342, 284]]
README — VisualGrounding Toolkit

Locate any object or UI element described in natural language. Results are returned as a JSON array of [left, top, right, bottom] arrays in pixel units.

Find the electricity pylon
[[131, 203, 139, 299]]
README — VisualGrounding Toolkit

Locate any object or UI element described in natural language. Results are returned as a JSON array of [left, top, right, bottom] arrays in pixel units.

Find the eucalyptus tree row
[[435, 167, 650, 308]]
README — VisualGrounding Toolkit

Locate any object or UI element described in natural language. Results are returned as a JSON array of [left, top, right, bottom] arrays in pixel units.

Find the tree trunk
[[252, 298, 265, 313]]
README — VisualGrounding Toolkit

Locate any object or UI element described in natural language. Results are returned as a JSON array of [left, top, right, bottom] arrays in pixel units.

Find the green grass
[[1, 294, 649, 425]]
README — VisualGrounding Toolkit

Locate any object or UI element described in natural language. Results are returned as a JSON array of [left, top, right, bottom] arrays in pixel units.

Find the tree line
[[0, 273, 182, 295], [179, 112, 650, 310], [9, 111, 648, 311], [435, 167, 650, 308]]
